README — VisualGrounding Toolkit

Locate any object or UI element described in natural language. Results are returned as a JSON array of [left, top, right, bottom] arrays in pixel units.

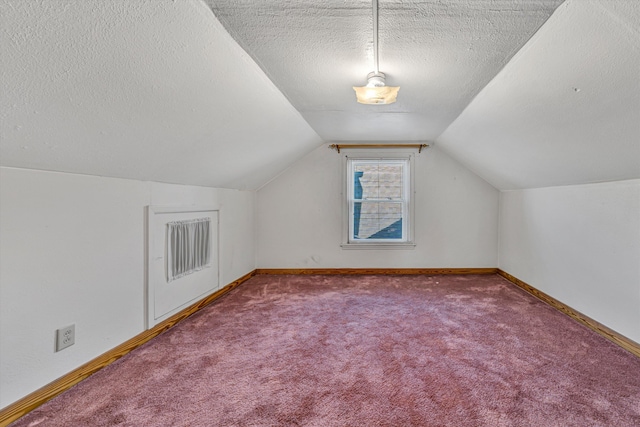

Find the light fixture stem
[[372, 0, 379, 74]]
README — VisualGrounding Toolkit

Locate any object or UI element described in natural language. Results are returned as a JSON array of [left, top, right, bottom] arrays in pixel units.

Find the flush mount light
[[353, 0, 399, 105]]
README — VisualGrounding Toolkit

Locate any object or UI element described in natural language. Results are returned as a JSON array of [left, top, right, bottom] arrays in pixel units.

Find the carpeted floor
[[9, 274, 640, 426]]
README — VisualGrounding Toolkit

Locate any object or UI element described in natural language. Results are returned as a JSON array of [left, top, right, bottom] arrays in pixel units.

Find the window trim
[[341, 150, 416, 250]]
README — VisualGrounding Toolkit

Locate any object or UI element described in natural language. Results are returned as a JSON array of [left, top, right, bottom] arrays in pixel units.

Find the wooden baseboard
[[0, 270, 257, 427], [497, 269, 640, 359], [255, 268, 498, 275]]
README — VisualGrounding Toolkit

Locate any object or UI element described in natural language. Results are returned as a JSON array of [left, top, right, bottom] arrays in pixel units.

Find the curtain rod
[[329, 144, 429, 153]]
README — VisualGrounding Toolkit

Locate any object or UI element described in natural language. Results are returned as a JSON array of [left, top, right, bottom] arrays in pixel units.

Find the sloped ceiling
[[437, 0, 640, 189], [2, 0, 638, 191], [1, 0, 323, 190], [207, 0, 563, 142]]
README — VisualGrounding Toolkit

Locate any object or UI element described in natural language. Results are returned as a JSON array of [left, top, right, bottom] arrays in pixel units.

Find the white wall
[[257, 144, 499, 268], [0, 167, 256, 409], [499, 179, 640, 343]]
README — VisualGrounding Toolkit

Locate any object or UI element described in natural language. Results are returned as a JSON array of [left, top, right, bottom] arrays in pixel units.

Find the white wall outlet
[[55, 324, 75, 352]]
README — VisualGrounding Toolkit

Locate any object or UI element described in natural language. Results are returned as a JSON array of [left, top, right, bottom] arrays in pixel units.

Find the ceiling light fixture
[[353, 0, 399, 105]]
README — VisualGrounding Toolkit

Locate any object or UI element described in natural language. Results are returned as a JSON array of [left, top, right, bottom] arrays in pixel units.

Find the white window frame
[[341, 150, 416, 250]]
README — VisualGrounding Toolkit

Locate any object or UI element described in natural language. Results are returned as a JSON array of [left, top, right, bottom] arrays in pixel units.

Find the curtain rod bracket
[[329, 144, 428, 154]]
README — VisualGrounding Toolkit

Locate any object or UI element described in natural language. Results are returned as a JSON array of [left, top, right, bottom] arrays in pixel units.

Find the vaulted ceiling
[[207, 0, 563, 142], [1, 0, 322, 190], [1, 0, 639, 190], [438, 0, 640, 189]]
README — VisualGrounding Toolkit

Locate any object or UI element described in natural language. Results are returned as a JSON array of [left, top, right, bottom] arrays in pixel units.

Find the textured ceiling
[[206, 0, 564, 142], [2, 0, 638, 191], [437, 0, 640, 189], [1, 0, 322, 190]]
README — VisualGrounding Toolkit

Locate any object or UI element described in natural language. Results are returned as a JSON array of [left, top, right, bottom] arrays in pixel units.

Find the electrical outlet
[[56, 324, 75, 352]]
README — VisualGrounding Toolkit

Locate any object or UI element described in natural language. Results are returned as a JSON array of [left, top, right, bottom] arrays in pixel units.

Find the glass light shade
[[353, 85, 400, 105]]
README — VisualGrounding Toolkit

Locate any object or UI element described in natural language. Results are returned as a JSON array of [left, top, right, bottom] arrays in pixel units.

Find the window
[[342, 152, 415, 249], [166, 218, 212, 282]]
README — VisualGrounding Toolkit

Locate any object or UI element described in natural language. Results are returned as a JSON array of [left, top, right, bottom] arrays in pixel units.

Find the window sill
[[341, 242, 416, 250]]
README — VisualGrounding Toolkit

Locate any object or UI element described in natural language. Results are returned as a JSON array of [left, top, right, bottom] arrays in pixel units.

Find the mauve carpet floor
[[9, 274, 640, 426]]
